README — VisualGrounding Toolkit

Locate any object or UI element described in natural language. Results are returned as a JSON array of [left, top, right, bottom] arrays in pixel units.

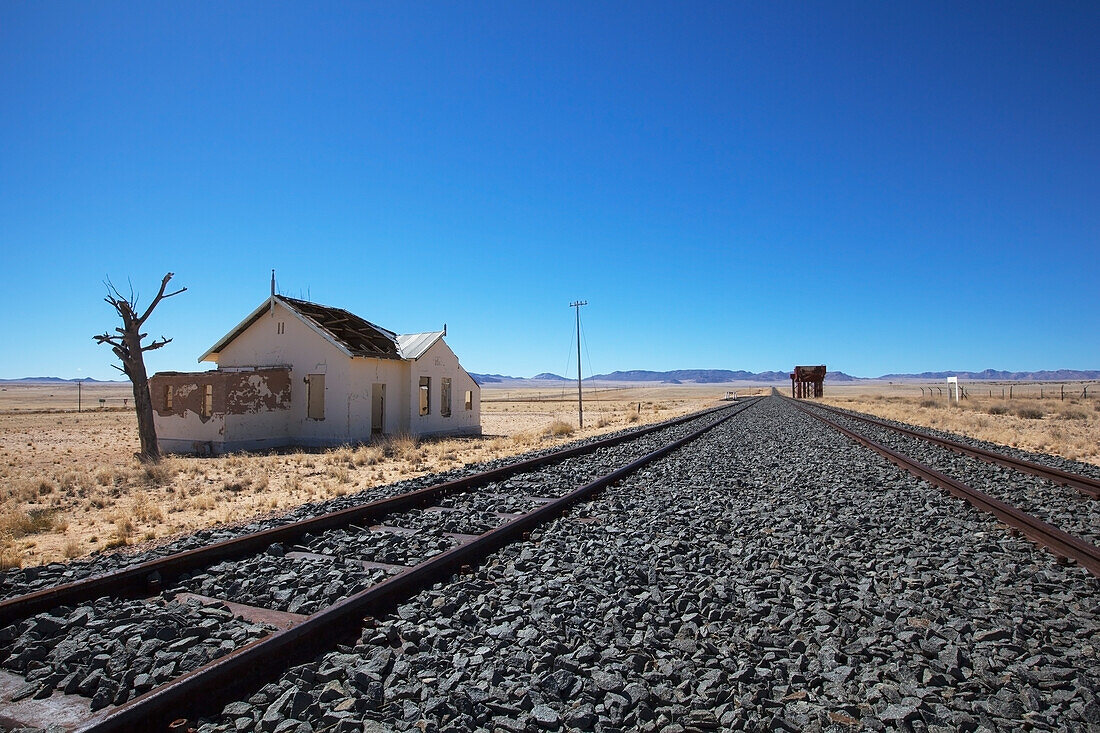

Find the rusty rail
[[0, 401, 756, 629], [76, 398, 755, 731], [810, 402, 1100, 499], [791, 400, 1100, 578]]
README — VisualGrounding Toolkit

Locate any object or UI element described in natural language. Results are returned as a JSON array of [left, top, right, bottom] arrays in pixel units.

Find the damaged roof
[[200, 296, 441, 363], [279, 296, 401, 359]]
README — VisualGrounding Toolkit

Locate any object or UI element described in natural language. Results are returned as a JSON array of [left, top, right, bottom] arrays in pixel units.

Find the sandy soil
[[0, 384, 733, 568]]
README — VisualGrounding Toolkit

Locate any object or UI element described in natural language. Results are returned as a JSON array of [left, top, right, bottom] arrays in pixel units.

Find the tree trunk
[[95, 272, 186, 464], [124, 331, 159, 461]]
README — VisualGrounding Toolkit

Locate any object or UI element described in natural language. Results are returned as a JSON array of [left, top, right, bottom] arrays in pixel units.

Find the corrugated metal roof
[[396, 331, 444, 360]]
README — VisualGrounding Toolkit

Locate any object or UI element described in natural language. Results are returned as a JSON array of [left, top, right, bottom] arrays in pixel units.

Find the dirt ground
[[0, 383, 740, 568], [2, 379, 1095, 569], [821, 381, 1100, 466]]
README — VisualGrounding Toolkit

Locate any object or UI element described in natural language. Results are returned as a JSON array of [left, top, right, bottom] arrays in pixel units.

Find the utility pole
[[570, 300, 587, 428], [77, 379, 82, 413]]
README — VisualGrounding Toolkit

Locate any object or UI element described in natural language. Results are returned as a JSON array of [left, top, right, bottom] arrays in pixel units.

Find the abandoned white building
[[149, 295, 481, 454]]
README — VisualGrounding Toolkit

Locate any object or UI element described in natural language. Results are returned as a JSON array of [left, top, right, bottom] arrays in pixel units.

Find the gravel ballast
[[183, 397, 1100, 732]]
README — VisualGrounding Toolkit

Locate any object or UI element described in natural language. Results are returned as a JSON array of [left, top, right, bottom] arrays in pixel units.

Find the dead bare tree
[[94, 272, 187, 462]]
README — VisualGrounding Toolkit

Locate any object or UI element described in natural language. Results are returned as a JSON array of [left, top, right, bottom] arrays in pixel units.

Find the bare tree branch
[[137, 272, 187, 326], [143, 337, 173, 352]]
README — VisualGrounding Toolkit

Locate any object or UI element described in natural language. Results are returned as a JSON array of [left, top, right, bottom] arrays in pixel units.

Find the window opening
[[441, 378, 452, 417], [419, 376, 430, 416], [308, 374, 326, 419], [465, 390, 473, 411], [201, 385, 213, 417], [165, 385, 173, 410]]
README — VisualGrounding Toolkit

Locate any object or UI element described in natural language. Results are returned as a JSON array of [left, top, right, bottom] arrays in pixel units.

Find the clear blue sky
[[2, 2, 1097, 380]]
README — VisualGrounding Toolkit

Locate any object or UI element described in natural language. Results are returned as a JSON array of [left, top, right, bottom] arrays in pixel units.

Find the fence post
[[1061, 385, 1065, 401], [1010, 386, 1013, 399]]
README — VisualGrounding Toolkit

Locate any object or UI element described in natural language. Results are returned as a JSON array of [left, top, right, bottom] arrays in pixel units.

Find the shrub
[[1016, 406, 1044, 420], [920, 400, 938, 409], [987, 404, 1009, 415], [1058, 408, 1089, 421]]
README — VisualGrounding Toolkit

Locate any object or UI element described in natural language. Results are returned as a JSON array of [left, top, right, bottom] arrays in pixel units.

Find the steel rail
[[809, 401, 1100, 499], [76, 397, 756, 731], [791, 400, 1100, 578], [0, 400, 755, 629]]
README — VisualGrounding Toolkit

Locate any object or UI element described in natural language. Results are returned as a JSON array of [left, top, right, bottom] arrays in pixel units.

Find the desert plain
[[0, 379, 1097, 569]]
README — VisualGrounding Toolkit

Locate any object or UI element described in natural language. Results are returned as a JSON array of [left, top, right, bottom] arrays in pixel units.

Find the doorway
[[371, 383, 385, 434]]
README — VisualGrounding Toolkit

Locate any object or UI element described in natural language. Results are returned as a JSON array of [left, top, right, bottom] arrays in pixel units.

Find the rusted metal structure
[[790, 365, 826, 398]]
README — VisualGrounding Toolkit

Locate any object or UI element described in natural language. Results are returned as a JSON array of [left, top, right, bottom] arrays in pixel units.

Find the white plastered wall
[[215, 300, 354, 447], [406, 339, 481, 436]]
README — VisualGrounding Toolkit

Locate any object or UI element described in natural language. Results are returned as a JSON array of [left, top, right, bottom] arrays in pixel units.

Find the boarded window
[[440, 378, 452, 417], [165, 385, 173, 410], [465, 390, 473, 411], [201, 385, 213, 417], [419, 376, 430, 416], [308, 374, 325, 419]]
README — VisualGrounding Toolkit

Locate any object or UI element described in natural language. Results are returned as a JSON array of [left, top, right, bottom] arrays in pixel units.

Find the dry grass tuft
[[543, 420, 575, 437], [1058, 408, 1089, 421], [353, 445, 384, 466], [0, 507, 59, 538], [382, 433, 419, 460]]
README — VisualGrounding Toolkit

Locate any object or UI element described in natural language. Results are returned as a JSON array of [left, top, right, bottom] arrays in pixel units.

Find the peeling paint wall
[[150, 368, 292, 454], [150, 369, 291, 419]]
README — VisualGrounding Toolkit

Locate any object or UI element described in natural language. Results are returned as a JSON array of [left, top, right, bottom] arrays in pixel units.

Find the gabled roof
[[201, 295, 407, 363], [396, 331, 445, 360]]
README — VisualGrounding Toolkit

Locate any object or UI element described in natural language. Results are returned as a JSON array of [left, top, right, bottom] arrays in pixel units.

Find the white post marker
[[947, 376, 959, 404]]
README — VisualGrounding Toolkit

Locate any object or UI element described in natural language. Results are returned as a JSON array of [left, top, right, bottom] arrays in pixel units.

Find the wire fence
[[914, 381, 1098, 401]]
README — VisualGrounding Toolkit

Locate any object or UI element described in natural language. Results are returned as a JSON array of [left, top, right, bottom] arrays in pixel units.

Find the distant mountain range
[[471, 369, 863, 384], [470, 368, 1100, 385], [875, 369, 1100, 381], [6, 369, 1098, 387]]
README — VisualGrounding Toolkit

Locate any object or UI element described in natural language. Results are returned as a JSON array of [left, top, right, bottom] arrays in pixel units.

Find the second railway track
[[792, 398, 1100, 577]]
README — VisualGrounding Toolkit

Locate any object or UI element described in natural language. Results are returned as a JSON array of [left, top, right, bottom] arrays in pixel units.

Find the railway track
[[811, 401, 1100, 499], [791, 398, 1100, 578], [0, 399, 759, 732]]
